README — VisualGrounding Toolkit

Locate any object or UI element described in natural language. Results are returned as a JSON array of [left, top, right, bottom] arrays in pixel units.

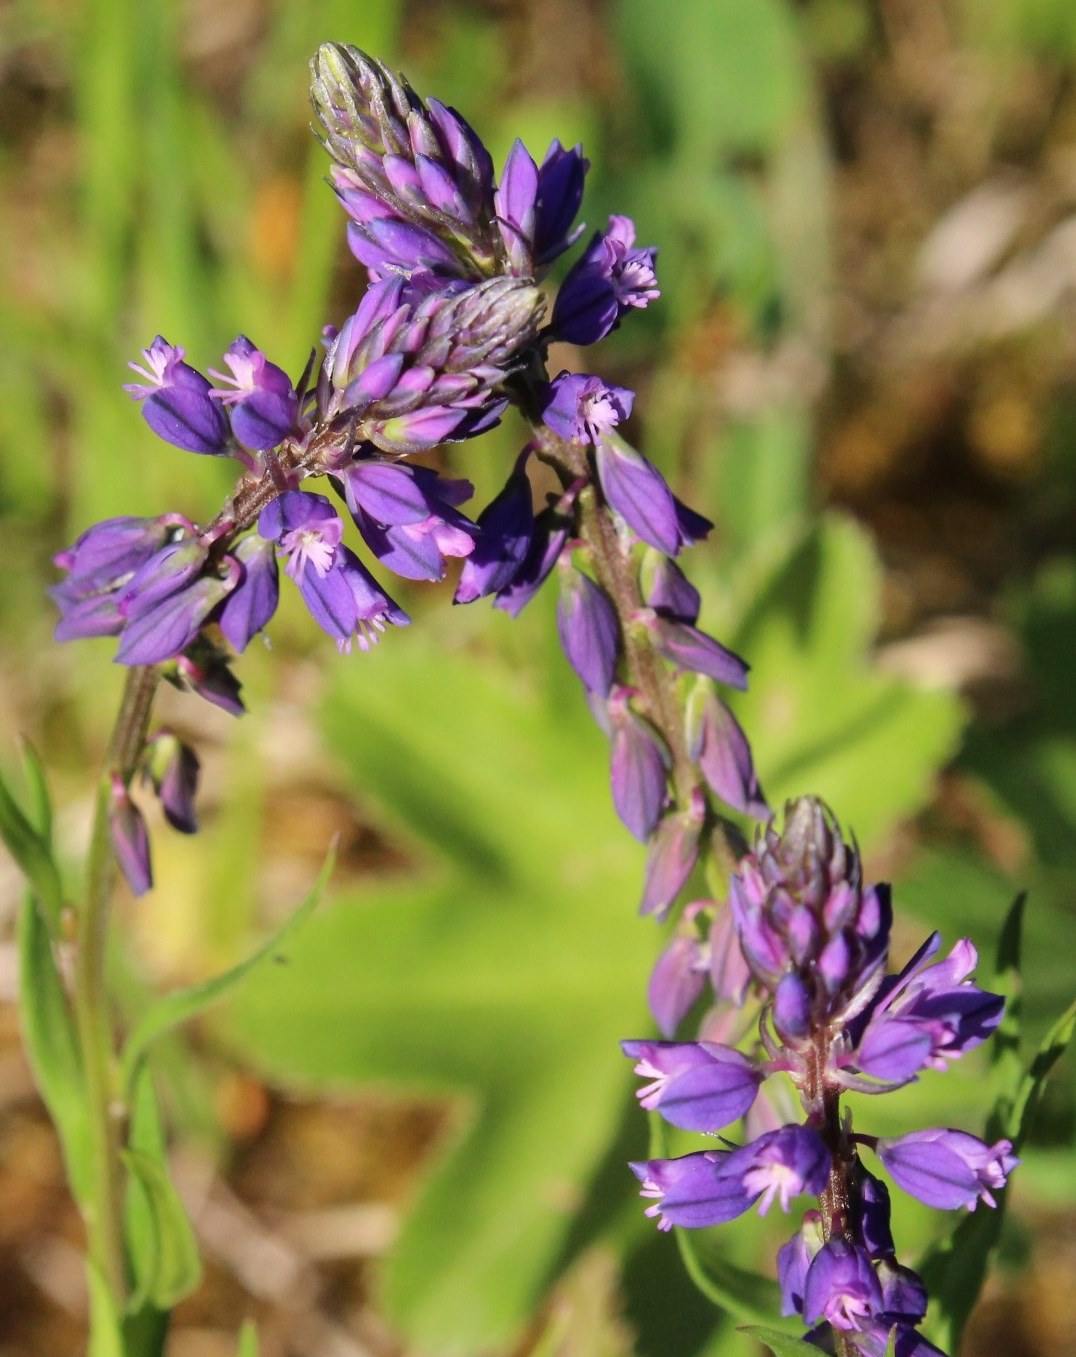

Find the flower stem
[[74, 664, 160, 1309]]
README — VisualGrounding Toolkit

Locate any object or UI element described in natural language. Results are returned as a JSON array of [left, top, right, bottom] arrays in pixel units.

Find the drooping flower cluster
[[625, 798, 1014, 1356], [51, 41, 763, 897]]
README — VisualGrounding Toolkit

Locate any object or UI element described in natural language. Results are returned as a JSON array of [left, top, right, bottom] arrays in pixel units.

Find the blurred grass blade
[[120, 846, 335, 1093]]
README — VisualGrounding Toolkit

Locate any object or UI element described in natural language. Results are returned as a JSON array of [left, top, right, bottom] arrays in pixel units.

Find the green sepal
[[16, 892, 91, 1202], [120, 846, 334, 1095], [122, 1067, 202, 1312]]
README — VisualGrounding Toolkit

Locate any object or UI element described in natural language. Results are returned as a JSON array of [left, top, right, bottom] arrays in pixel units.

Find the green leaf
[[0, 757, 64, 932], [121, 847, 334, 1094], [123, 1067, 202, 1311], [224, 632, 655, 1355], [16, 893, 91, 1203], [1009, 996, 1076, 1148], [737, 1326, 822, 1357], [724, 516, 965, 851]]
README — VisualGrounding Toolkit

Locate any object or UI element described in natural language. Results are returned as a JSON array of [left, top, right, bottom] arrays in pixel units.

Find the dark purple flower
[[629, 1151, 755, 1231], [854, 1166, 895, 1259], [852, 935, 1005, 1087], [642, 611, 750, 689], [260, 490, 409, 652], [608, 687, 669, 841], [215, 536, 280, 653], [340, 462, 477, 582], [108, 774, 152, 896], [175, 651, 245, 717], [144, 732, 200, 834], [209, 336, 298, 450], [622, 1040, 763, 1133], [454, 450, 535, 604], [877, 1129, 1018, 1211], [124, 337, 230, 456], [541, 372, 634, 445], [802, 1239, 883, 1332], [876, 1258, 928, 1325], [639, 790, 706, 919], [594, 440, 681, 556], [492, 483, 579, 616], [685, 682, 768, 819], [556, 563, 619, 695], [550, 215, 660, 345], [532, 140, 588, 267], [716, 1124, 830, 1216]]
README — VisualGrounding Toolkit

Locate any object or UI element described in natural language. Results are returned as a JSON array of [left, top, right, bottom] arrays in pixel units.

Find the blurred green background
[[1, 1, 1075, 1355]]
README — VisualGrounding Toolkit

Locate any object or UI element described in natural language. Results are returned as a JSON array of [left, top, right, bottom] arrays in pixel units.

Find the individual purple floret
[[339, 461, 477, 582], [640, 789, 706, 919], [259, 489, 409, 653], [124, 337, 231, 456], [622, 1039, 761, 1132], [491, 482, 580, 617], [594, 440, 681, 556], [108, 774, 152, 896], [209, 336, 299, 451], [216, 536, 280, 653], [555, 561, 619, 696], [496, 139, 590, 278], [801, 1239, 884, 1332], [541, 371, 634, 446], [685, 680, 768, 820], [875, 1129, 1018, 1211], [550, 215, 659, 346], [144, 732, 200, 834], [608, 686, 670, 842], [454, 449, 535, 604], [647, 908, 710, 1037]]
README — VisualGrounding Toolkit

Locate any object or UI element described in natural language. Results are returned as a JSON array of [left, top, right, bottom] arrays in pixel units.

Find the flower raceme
[[625, 798, 1014, 1355]]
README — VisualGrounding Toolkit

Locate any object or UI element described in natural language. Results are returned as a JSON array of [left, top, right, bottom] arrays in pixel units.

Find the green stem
[[74, 664, 160, 1311]]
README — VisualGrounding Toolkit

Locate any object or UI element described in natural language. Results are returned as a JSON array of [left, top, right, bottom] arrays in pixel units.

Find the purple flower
[[550, 215, 659, 345], [144, 732, 200, 834], [876, 1129, 1018, 1211], [639, 790, 705, 919], [175, 650, 245, 717], [852, 934, 1005, 1087], [108, 774, 152, 896], [685, 681, 768, 819], [802, 1239, 883, 1332], [648, 921, 709, 1037], [259, 490, 409, 652], [777, 1211, 824, 1316], [708, 903, 752, 1008], [641, 610, 750, 688], [640, 553, 702, 624], [495, 139, 539, 277], [629, 1151, 755, 1231], [208, 336, 298, 450], [454, 451, 535, 604], [608, 686, 669, 842], [532, 140, 588, 267], [114, 545, 240, 666], [124, 337, 230, 456], [594, 440, 681, 556], [541, 372, 634, 445], [556, 563, 619, 696], [340, 462, 477, 582], [491, 483, 579, 616], [215, 536, 280, 653], [622, 1040, 762, 1132], [716, 1125, 830, 1216]]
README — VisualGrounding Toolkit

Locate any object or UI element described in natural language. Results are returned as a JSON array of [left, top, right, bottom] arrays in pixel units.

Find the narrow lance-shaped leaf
[[0, 758, 65, 932], [121, 846, 335, 1093]]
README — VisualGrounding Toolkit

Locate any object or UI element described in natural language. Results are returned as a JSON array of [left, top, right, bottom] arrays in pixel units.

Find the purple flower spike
[[542, 371, 634, 446], [551, 215, 659, 345], [124, 337, 230, 456], [629, 1151, 755, 1231], [108, 774, 152, 896], [608, 687, 669, 842], [455, 450, 535, 603], [594, 438, 682, 556], [216, 536, 279, 653], [685, 681, 768, 819], [639, 790, 705, 919], [648, 925, 708, 1037], [556, 563, 619, 696], [622, 1040, 763, 1132], [877, 1129, 1018, 1211], [209, 336, 298, 450], [802, 1239, 883, 1332]]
